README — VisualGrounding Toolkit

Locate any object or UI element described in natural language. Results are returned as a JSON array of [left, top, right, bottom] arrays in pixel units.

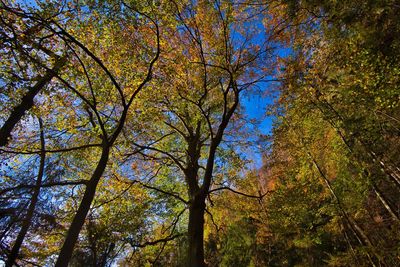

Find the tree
[[50, 3, 161, 265], [256, 0, 400, 265], [123, 1, 276, 265], [1, 1, 161, 265]]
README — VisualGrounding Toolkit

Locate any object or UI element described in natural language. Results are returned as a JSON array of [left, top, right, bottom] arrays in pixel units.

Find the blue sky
[[239, 47, 291, 168]]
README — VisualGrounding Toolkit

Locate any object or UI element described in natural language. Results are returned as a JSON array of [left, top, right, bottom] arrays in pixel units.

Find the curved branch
[[208, 186, 272, 199]]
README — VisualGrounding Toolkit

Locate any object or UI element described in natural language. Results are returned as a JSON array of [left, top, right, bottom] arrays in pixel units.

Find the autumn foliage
[[0, 0, 399, 266]]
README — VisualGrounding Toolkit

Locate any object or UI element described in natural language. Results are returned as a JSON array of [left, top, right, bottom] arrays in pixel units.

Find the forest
[[0, 0, 399, 266]]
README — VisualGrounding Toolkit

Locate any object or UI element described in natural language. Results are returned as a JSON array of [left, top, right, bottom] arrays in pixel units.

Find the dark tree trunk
[[0, 56, 66, 147], [188, 194, 206, 267], [55, 146, 109, 267], [98, 242, 114, 267], [6, 118, 45, 267]]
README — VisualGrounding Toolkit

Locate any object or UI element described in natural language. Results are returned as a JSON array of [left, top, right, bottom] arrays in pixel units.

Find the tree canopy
[[0, 0, 399, 266]]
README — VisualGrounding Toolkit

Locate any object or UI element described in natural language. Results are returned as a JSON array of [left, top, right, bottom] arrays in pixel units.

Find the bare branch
[[0, 143, 102, 155], [129, 233, 183, 248], [208, 186, 272, 199], [0, 180, 88, 196]]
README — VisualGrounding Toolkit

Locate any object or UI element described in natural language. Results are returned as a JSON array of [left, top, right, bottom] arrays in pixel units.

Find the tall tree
[[1, 1, 161, 265], [51, 3, 161, 265], [124, 0, 276, 265], [256, 0, 400, 265]]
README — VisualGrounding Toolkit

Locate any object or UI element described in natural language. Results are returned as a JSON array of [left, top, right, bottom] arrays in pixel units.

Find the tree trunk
[[0, 56, 66, 147], [6, 118, 45, 267], [308, 151, 381, 265], [314, 98, 400, 191], [55, 145, 109, 267], [372, 183, 399, 221], [188, 194, 206, 267]]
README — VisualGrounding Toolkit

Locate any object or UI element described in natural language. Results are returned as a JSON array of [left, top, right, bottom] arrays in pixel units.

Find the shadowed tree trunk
[[188, 193, 207, 267], [6, 118, 46, 267], [0, 56, 66, 147], [184, 88, 239, 265], [55, 145, 109, 267]]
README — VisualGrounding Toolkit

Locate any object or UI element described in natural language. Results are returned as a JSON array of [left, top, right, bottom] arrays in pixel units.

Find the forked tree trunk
[[188, 194, 206, 267]]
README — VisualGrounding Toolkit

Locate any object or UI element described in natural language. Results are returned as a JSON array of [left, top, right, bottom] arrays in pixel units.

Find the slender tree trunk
[[373, 155, 400, 190], [98, 242, 114, 267], [0, 56, 66, 147], [341, 221, 358, 261], [313, 98, 400, 191], [187, 194, 206, 267], [55, 145, 109, 267], [6, 118, 45, 267], [309, 152, 373, 246], [309, 151, 382, 265], [372, 183, 399, 221]]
